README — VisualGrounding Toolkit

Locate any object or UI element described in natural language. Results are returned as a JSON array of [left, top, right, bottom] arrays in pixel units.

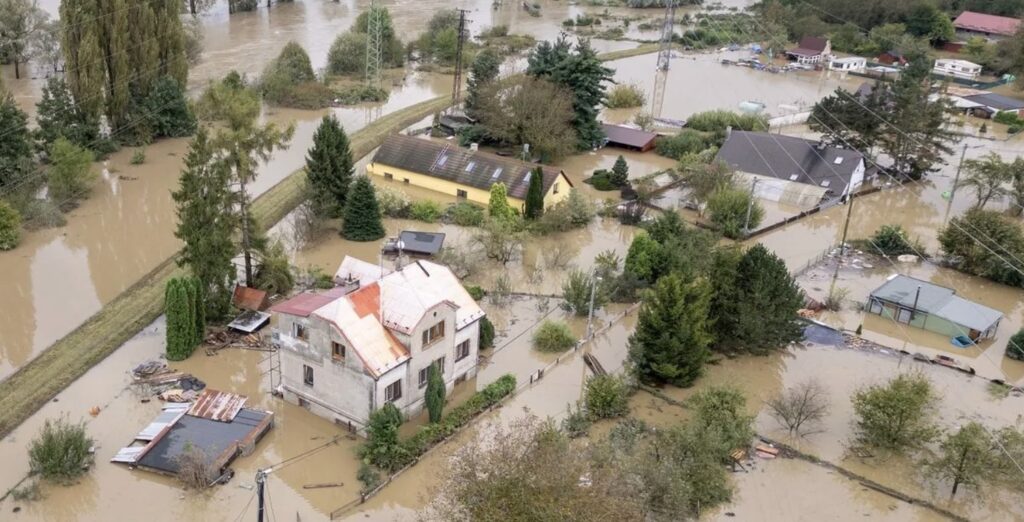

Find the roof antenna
[[395, 238, 406, 271]]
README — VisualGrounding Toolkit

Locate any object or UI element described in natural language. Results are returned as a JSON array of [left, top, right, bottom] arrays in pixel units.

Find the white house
[[270, 256, 485, 433], [933, 59, 982, 80], [715, 130, 866, 209], [828, 56, 866, 72]]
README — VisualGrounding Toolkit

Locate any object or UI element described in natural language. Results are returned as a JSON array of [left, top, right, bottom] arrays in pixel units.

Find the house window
[[418, 358, 446, 388], [897, 308, 913, 324], [553, 181, 560, 194], [332, 342, 345, 361], [303, 364, 314, 386], [455, 340, 471, 361], [422, 321, 445, 346], [384, 172, 393, 180], [404, 178, 410, 184], [869, 299, 882, 315], [457, 189, 468, 199], [294, 322, 308, 341], [385, 380, 402, 402]]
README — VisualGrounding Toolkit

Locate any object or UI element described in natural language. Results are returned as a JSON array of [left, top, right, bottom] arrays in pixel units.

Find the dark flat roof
[[136, 408, 271, 475], [963, 92, 1024, 110], [398, 231, 445, 255]]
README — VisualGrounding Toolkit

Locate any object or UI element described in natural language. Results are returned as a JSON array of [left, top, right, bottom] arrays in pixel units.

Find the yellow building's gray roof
[[371, 135, 569, 199]]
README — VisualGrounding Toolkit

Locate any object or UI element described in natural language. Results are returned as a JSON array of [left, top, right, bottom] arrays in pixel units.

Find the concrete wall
[[366, 162, 571, 210]]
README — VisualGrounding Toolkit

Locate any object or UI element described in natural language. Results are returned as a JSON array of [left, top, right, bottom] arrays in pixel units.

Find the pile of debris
[[204, 329, 270, 355], [131, 360, 206, 403]]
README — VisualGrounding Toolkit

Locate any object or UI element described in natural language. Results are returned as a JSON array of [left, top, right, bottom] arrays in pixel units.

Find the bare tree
[[473, 218, 524, 265], [766, 379, 830, 436], [175, 444, 214, 489], [437, 243, 484, 279]]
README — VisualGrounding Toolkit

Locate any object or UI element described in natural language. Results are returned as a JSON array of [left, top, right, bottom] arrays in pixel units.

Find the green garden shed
[[866, 274, 1003, 341]]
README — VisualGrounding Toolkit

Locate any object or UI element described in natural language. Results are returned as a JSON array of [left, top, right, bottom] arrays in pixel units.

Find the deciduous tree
[[961, 152, 1011, 209], [47, 137, 96, 210], [852, 372, 939, 451], [475, 76, 576, 162], [926, 422, 999, 497], [766, 379, 830, 436], [465, 49, 500, 118], [628, 273, 713, 387], [0, 200, 21, 250], [0, 0, 47, 79], [707, 187, 763, 239], [939, 209, 1024, 287]]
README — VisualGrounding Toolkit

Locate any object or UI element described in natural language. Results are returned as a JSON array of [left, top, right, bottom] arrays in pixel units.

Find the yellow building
[[367, 135, 573, 209]]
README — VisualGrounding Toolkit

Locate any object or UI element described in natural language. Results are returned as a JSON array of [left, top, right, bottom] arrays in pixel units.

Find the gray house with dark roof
[[367, 135, 573, 208], [786, 36, 831, 64], [715, 130, 866, 209]]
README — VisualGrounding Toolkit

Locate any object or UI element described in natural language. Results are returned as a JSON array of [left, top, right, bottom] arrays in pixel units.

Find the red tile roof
[[269, 288, 347, 317], [954, 11, 1021, 36]]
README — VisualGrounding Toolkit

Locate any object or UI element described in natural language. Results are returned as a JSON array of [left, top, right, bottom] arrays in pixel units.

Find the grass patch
[[988, 381, 1013, 400]]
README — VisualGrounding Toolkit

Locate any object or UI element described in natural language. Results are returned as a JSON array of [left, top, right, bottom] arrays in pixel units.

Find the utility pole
[[650, 0, 675, 119], [944, 143, 969, 225], [452, 9, 469, 106], [743, 178, 759, 236], [255, 469, 267, 522], [829, 192, 856, 298], [586, 275, 602, 339], [364, 0, 383, 89]]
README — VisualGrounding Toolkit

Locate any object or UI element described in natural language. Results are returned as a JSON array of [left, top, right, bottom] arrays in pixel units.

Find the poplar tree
[[165, 278, 193, 361], [305, 115, 354, 218], [426, 364, 445, 423], [524, 168, 544, 220], [98, 0, 130, 128], [61, 0, 105, 120], [341, 176, 385, 241], [172, 128, 237, 319], [628, 273, 713, 387]]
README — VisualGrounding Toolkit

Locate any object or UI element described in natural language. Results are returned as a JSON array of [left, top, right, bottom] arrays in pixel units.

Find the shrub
[[708, 187, 763, 239], [327, 32, 368, 75], [994, 111, 1023, 126], [409, 200, 443, 223], [1008, 329, 1024, 361], [655, 129, 710, 159], [175, 444, 214, 489], [10, 480, 40, 501], [0, 200, 22, 250], [687, 110, 768, 145], [357, 462, 382, 494], [446, 201, 485, 227], [605, 84, 646, 108], [566, 188, 594, 226], [261, 41, 318, 106], [532, 320, 576, 352], [584, 374, 631, 419], [561, 403, 592, 438], [334, 84, 389, 105], [377, 186, 411, 217], [531, 200, 575, 235], [47, 138, 96, 211], [362, 403, 407, 471], [254, 241, 295, 296], [9, 196, 65, 230], [464, 285, 486, 301], [479, 316, 496, 349], [867, 224, 921, 256], [137, 75, 196, 140], [480, 25, 509, 38], [28, 417, 94, 483], [130, 148, 146, 165], [586, 169, 618, 191], [562, 268, 607, 316]]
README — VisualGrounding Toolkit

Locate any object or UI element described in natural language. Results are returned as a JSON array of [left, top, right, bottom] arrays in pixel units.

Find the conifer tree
[[0, 91, 32, 187], [172, 128, 238, 319], [35, 77, 101, 152], [305, 115, 354, 218], [628, 273, 713, 387], [186, 277, 206, 346], [610, 155, 629, 187], [711, 244, 803, 355], [165, 278, 193, 360], [524, 168, 545, 220], [527, 37, 612, 150], [426, 364, 445, 423], [341, 176, 386, 241], [465, 49, 500, 119], [487, 182, 515, 221]]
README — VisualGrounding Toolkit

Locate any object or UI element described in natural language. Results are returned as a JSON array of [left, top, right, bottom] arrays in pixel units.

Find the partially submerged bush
[[0, 199, 22, 251], [532, 320, 577, 352], [377, 186, 411, 218], [1008, 329, 1024, 361], [357, 462, 382, 494], [866, 224, 921, 257], [708, 187, 763, 239], [446, 201, 485, 227], [605, 84, 646, 109], [584, 374, 631, 420], [479, 316, 496, 349], [28, 417, 94, 483], [409, 200, 443, 223], [562, 403, 592, 438], [175, 444, 214, 489], [655, 128, 710, 159]]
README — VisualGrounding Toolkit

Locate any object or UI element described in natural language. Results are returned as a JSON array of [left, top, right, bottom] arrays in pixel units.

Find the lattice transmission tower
[[365, 0, 384, 89], [651, 0, 676, 119]]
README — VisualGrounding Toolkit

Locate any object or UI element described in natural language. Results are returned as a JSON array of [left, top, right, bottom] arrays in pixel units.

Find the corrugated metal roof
[[601, 124, 657, 149], [933, 296, 1003, 332], [137, 403, 189, 441], [270, 287, 348, 317], [870, 274, 1003, 332], [954, 11, 1021, 36], [314, 283, 410, 378], [188, 389, 248, 422], [233, 285, 269, 311], [963, 92, 1024, 111], [371, 135, 570, 199]]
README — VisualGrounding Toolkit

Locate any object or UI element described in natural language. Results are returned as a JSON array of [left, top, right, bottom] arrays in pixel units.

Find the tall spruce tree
[[341, 176, 385, 241], [305, 115, 354, 218], [165, 278, 193, 360], [426, 364, 445, 423], [712, 244, 803, 355], [524, 168, 544, 220], [628, 273, 713, 387], [527, 37, 612, 150], [172, 128, 238, 319], [465, 49, 500, 119], [35, 76, 101, 152], [0, 91, 32, 187]]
